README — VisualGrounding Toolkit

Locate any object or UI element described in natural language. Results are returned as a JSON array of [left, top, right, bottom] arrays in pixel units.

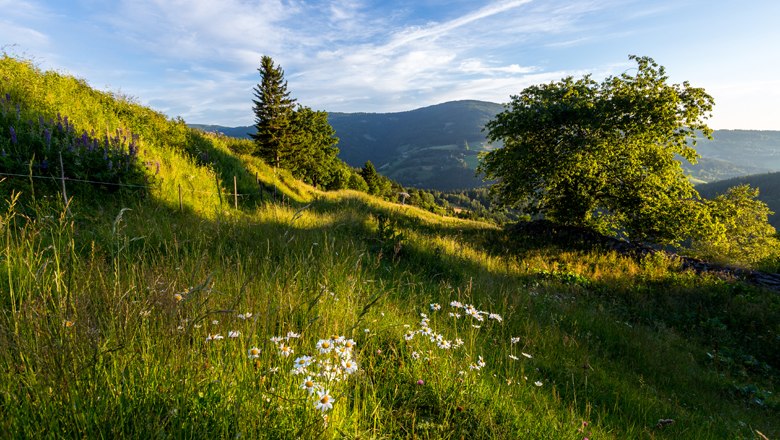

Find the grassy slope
[[0, 56, 778, 439]]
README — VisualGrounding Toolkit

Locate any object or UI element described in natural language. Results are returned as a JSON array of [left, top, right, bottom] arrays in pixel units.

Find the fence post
[[178, 184, 183, 212], [58, 150, 70, 215], [233, 175, 238, 210]]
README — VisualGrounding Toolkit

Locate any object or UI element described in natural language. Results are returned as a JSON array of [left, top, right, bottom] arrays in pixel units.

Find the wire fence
[[0, 169, 281, 210]]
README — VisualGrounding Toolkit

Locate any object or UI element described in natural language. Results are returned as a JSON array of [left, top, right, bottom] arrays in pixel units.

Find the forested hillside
[[698, 171, 780, 228]]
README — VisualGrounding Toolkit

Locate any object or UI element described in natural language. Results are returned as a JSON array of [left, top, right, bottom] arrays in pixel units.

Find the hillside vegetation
[[1, 56, 778, 439], [697, 171, 780, 229]]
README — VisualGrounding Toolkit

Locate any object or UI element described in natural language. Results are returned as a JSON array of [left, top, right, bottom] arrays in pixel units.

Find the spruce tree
[[251, 56, 296, 167]]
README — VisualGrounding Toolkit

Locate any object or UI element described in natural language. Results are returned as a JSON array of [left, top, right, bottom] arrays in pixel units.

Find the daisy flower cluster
[[281, 334, 360, 413], [446, 301, 503, 323], [404, 311, 465, 351]]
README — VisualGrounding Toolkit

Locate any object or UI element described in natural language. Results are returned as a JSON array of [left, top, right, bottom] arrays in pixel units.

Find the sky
[[2, 0, 779, 129]]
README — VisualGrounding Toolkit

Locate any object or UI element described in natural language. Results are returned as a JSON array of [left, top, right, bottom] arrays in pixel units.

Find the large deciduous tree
[[479, 56, 715, 245], [251, 55, 296, 168]]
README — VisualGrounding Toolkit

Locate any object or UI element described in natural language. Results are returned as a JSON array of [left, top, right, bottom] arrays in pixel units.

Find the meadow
[[0, 55, 778, 438]]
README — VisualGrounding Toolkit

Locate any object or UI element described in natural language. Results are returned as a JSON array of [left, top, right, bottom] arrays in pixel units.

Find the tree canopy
[[251, 56, 296, 168], [479, 55, 715, 244], [250, 56, 344, 189]]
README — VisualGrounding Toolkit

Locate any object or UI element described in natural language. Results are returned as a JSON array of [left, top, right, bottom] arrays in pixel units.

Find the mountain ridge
[[190, 101, 780, 191]]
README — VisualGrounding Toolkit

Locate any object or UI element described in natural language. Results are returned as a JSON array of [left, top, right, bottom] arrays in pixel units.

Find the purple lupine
[[64, 116, 69, 133], [9, 126, 16, 145], [4, 93, 9, 102], [38, 115, 44, 128], [15, 103, 20, 119], [41, 159, 48, 171], [56, 120, 63, 133], [81, 131, 89, 147], [44, 128, 51, 148]]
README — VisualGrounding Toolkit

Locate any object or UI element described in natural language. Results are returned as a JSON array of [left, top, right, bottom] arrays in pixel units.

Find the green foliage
[[251, 55, 296, 168], [693, 184, 780, 266], [480, 55, 714, 245], [286, 106, 341, 188]]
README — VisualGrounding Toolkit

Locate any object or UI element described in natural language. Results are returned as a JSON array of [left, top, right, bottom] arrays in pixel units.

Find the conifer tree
[[251, 56, 296, 167]]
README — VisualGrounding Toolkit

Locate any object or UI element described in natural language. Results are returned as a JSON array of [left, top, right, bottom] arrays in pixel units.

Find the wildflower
[[472, 325, 481, 329], [139, 310, 151, 318], [316, 339, 334, 353], [488, 313, 503, 322], [173, 293, 184, 302], [315, 390, 334, 412], [430, 303, 441, 311], [212, 320, 219, 325], [286, 331, 301, 339], [416, 379, 424, 385], [278, 344, 293, 357], [228, 330, 240, 338], [206, 334, 224, 342], [448, 312, 461, 319], [363, 328, 370, 333], [454, 338, 464, 348], [63, 320, 74, 328], [411, 351, 420, 360], [294, 355, 313, 369], [420, 312, 428, 319], [404, 331, 415, 341], [438, 340, 452, 350], [477, 356, 486, 368], [301, 377, 317, 395], [248, 347, 261, 359], [522, 352, 533, 359], [342, 339, 356, 350], [335, 345, 352, 359], [9, 126, 16, 145], [270, 336, 284, 344], [341, 359, 358, 374], [237, 312, 253, 320], [534, 381, 543, 387], [509, 354, 519, 360], [450, 300, 463, 308], [511, 337, 521, 344]]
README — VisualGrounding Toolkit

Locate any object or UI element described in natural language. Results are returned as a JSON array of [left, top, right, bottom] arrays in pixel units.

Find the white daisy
[[488, 313, 503, 322], [248, 346, 261, 359], [522, 352, 533, 359], [278, 344, 293, 357], [316, 339, 334, 354], [510, 337, 521, 344], [228, 330, 240, 338], [430, 303, 441, 311], [341, 359, 358, 374], [315, 390, 334, 412], [301, 377, 318, 395], [450, 300, 463, 308]]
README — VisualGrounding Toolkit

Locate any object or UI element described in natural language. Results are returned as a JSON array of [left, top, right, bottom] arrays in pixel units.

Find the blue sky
[[2, 0, 779, 129]]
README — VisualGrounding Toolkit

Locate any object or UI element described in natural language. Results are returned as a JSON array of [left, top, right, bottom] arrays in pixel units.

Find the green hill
[[697, 171, 780, 229], [2, 55, 779, 439]]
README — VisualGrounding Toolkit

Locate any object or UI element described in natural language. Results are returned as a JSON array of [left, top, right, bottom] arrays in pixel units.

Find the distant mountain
[[190, 104, 780, 191], [192, 100, 503, 190], [697, 171, 780, 229]]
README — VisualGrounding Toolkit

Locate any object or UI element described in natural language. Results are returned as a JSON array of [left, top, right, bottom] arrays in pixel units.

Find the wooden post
[[233, 175, 238, 210], [178, 184, 183, 212], [58, 151, 70, 215]]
